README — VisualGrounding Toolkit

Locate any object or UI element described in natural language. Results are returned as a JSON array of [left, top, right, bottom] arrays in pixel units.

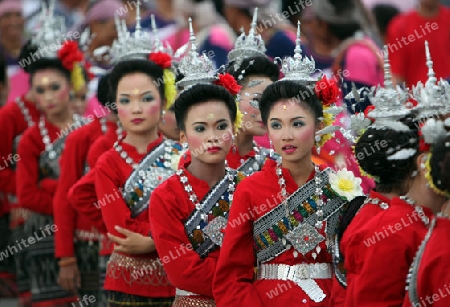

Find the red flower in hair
[[418, 122, 431, 152], [314, 76, 340, 106], [364, 105, 375, 120], [57, 41, 83, 70], [148, 52, 172, 69], [215, 73, 241, 96]]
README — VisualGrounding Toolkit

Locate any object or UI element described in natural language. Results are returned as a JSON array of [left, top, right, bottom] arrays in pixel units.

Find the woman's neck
[[46, 109, 73, 129], [282, 155, 314, 187], [407, 177, 446, 214], [123, 128, 159, 155], [236, 132, 254, 156], [188, 158, 226, 189]]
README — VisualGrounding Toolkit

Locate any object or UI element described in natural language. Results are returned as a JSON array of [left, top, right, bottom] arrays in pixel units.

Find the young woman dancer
[[401, 134, 450, 307], [94, 58, 180, 306], [331, 49, 419, 306], [53, 72, 119, 304], [213, 80, 362, 306], [16, 38, 86, 306], [0, 41, 41, 306], [149, 82, 243, 307]]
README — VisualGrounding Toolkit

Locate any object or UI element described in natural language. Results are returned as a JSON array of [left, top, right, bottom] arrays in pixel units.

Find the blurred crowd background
[[1, 0, 450, 116]]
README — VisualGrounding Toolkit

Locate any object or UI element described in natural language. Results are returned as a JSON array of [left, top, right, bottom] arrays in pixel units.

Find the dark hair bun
[[355, 125, 419, 191], [227, 56, 280, 84], [429, 134, 450, 193]]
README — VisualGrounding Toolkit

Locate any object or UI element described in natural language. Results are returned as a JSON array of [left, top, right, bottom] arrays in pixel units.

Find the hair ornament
[[424, 153, 450, 198], [412, 41, 450, 119], [227, 8, 266, 71]]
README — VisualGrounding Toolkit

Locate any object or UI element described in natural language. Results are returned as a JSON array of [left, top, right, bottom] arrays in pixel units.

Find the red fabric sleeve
[[386, 16, 406, 79], [213, 185, 264, 307], [149, 185, 217, 298], [53, 133, 87, 258], [68, 169, 104, 231], [0, 106, 22, 194], [16, 129, 54, 215], [95, 152, 150, 238]]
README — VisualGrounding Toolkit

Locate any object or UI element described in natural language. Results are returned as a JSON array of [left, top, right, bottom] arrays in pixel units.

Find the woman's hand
[[57, 258, 81, 294], [108, 226, 156, 254]]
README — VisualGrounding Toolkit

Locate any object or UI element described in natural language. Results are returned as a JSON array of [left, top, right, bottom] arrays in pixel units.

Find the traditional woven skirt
[[24, 213, 76, 304], [0, 213, 17, 298], [172, 296, 216, 307], [107, 291, 174, 307], [75, 239, 100, 305], [98, 254, 110, 307]]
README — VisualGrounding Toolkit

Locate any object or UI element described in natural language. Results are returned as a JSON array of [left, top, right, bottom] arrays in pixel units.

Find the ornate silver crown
[[227, 8, 266, 68], [94, 1, 152, 64], [278, 21, 320, 85], [176, 18, 216, 89], [31, 0, 67, 58], [366, 46, 410, 122], [150, 14, 173, 55], [412, 41, 450, 119]]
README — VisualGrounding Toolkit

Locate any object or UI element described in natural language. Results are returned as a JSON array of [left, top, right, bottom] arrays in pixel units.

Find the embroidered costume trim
[[253, 168, 347, 263], [237, 147, 270, 175], [407, 217, 437, 305], [183, 169, 243, 258], [122, 140, 182, 217]]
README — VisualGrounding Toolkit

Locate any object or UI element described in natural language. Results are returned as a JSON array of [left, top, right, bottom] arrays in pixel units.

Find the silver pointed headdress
[[31, 0, 67, 58], [94, 1, 152, 64], [227, 8, 266, 69], [277, 21, 320, 86], [176, 18, 216, 89], [150, 14, 173, 55], [366, 46, 411, 124], [412, 41, 450, 119]]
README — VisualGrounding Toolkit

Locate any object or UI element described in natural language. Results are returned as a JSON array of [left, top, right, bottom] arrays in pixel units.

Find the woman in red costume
[[94, 54, 180, 305], [15, 13, 87, 307], [402, 134, 450, 307], [0, 41, 40, 306], [344, 42, 450, 307], [331, 48, 420, 306], [213, 78, 362, 306], [53, 72, 119, 302]]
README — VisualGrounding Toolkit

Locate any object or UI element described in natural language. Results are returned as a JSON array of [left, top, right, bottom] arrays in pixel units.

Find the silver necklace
[[16, 97, 34, 128], [38, 114, 80, 159], [399, 195, 430, 226], [114, 141, 139, 169], [276, 159, 324, 228], [38, 116, 57, 159], [177, 166, 235, 222]]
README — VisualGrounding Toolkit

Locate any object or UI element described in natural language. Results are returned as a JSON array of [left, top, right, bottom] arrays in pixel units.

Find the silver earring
[[269, 139, 274, 157], [232, 134, 236, 153], [161, 110, 166, 125]]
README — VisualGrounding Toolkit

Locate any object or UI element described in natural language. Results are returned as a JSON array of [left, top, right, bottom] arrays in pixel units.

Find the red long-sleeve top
[[0, 96, 40, 209], [213, 159, 331, 307], [346, 197, 434, 307], [69, 127, 119, 234], [95, 133, 174, 297], [331, 190, 391, 307], [402, 217, 450, 307], [53, 118, 106, 258], [150, 162, 224, 299], [16, 118, 61, 215]]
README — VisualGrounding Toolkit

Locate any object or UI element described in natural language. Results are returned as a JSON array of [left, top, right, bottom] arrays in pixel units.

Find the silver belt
[[257, 263, 332, 302], [176, 288, 200, 297]]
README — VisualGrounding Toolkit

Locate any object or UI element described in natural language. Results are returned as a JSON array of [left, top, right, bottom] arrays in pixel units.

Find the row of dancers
[[1, 2, 450, 307]]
